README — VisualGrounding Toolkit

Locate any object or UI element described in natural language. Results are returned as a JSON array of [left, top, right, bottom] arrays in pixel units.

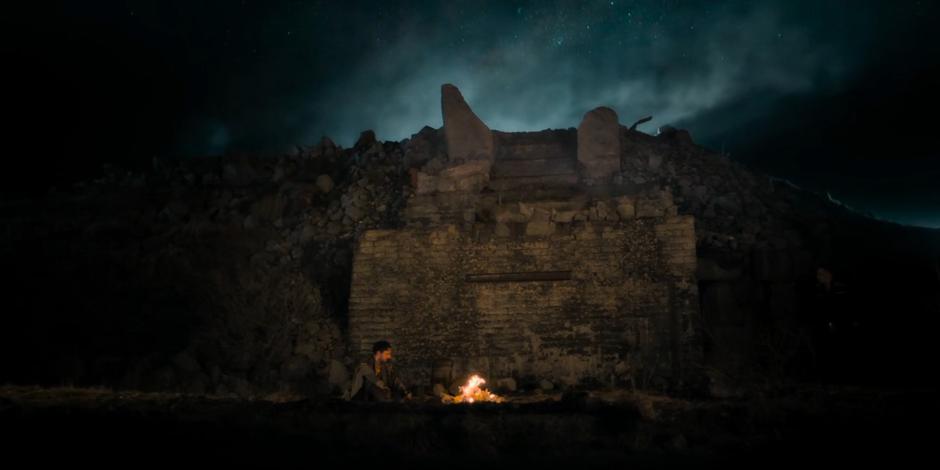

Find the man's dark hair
[[372, 340, 392, 354]]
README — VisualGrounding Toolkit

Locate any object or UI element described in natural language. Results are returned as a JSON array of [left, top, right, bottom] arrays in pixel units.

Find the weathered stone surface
[[355, 129, 376, 151], [525, 220, 555, 236], [403, 126, 445, 170], [415, 151, 492, 195], [530, 207, 552, 222], [440, 159, 490, 180], [494, 223, 512, 237], [441, 83, 493, 163], [242, 214, 257, 229], [349, 220, 703, 389], [699, 282, 749, 326], [280, 356, 311, 381], [751, 248, 794, 281], [495, 377, 517, 392], [636, 199, 664, 218], [491, 157, 577, 178], [492, 206, 528, 223], [171, 352, 201, 375], [552, 210, 577, 223], [487, 174, 579, 191], [697, 256, 744, 281], [647, 152, 663, 170], [328, 360, 349, 392], [346, 205, 365, 222], [446, 161, 491, 192], [591, 201, 619, 222], [614, 196, 636, 219], [657, 125, 694, 145], [414, 172, 439, 195], [316, 174, 334, 193], [577, 106, 621, 180], [25, 78, 937, 401], [712, 194, 742, 216], [654, 215, 698, 277], [318, 136, 337, 155]]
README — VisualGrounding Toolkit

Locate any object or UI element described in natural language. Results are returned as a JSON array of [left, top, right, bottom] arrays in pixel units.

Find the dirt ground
[[1, 384, 935, 468]]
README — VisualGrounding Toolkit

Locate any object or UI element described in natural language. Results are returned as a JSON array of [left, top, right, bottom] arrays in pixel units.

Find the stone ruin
[[348, 84, 704, 391], [4, 80, 938, 400]]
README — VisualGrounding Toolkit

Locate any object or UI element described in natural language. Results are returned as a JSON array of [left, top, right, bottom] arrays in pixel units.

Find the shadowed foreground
[[1, 385, 934, 468]]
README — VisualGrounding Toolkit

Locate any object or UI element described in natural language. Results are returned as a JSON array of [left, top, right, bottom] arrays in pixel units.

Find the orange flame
[[445, 374, 504, 404]]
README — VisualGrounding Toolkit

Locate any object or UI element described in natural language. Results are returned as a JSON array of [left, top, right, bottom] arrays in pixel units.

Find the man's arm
[[356, 363, 386, 387], [389, 366, 410, 397]]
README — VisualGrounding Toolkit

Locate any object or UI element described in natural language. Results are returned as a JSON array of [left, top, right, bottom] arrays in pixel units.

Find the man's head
[[372, 340, 392, 363]]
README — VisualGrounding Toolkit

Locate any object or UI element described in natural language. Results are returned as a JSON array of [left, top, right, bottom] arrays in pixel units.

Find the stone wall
[[5, 81, 936, 398], [349, 84, 705, 393], [348, 214, 702, 390], [0, 135, 412, 398]]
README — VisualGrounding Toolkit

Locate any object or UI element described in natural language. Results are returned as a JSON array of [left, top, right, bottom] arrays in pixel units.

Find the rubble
[[3, 83, 938, 399]]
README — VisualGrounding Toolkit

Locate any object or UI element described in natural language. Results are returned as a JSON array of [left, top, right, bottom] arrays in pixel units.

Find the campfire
[[441, 374, 505, 404]]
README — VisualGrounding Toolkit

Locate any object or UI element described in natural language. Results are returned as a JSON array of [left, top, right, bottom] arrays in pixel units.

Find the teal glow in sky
[[4, 0, 939, 228]]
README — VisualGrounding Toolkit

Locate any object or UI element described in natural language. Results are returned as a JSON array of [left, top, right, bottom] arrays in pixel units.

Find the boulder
[[328, 360, 349, 392], [316, 174, 334, 194]]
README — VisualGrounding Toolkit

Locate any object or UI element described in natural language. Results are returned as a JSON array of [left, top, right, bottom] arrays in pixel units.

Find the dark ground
[[1, 384, 935, 468]]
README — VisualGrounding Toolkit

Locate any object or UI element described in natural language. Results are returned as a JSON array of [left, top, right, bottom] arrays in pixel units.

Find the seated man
[[343, 340, 412, 402]]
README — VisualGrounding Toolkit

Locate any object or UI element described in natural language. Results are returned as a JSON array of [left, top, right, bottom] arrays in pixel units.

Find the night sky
[[4, 1, 938, 227]]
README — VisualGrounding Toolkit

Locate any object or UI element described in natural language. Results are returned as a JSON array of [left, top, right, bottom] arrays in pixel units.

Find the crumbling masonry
[[348, 84, 704, 390]]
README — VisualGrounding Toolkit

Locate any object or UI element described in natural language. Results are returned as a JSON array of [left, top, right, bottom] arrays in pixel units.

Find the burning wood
[[441, 374, 505, 404]]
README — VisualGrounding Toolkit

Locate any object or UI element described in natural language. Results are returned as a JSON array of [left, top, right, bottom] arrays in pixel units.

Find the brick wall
[[349, 215, 703, 389]]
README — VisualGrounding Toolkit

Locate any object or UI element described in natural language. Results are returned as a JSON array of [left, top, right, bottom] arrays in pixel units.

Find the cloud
[[295, 1, 860, 148]]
